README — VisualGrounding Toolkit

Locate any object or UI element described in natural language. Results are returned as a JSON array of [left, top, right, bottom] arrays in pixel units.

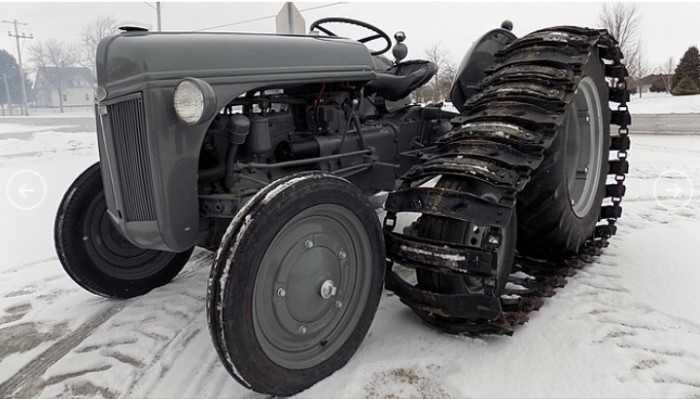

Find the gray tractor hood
[[97, 31, 377, 99]]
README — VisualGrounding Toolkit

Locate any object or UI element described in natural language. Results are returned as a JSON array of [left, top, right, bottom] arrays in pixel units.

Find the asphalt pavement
[[630, 113, 700, 134]]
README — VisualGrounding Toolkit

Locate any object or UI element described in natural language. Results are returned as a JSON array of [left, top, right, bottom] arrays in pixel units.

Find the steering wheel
[[310, 17, 392, 56]]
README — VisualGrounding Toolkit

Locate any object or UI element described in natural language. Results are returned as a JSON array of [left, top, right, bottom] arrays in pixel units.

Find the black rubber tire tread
[[54, 162, 193, 299], [514, 48, 611, 260], [207, 172, 385, 396]]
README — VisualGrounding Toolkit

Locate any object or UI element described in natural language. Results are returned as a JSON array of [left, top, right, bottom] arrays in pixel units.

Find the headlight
[[96, 86, 107, 102], [173, 78, 217, 126]]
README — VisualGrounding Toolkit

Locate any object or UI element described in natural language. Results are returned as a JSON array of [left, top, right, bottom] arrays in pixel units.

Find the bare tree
[[438, 62, 456, 101], [656, 56, 675, 93], [29, 39, 80, 113], [80, 16, 118, 74], [598, 3, 648, 97], [630, 41, 650, 97], [424, 43, 455, 102], [598, 3, 640, 54]]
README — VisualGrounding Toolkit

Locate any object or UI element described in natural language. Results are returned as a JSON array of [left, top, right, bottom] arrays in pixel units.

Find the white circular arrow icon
[[653, 169, 694, 210], [6, 170, 48, 211]]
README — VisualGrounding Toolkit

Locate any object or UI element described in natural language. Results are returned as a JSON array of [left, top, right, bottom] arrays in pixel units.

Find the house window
[[62, 94, 68, 102], [85, 93, 90, 101]]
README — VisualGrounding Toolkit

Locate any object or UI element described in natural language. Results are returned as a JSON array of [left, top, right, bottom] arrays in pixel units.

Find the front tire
[[207, 172, 384, 396], [55, 163, 193, 298]]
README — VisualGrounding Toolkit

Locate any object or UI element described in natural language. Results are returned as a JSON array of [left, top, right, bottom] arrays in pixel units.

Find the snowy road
[[633, 114, 700, 135], [1, 122, 700, 398]]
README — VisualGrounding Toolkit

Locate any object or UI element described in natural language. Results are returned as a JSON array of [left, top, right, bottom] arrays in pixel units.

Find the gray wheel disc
[[565, 76, 604, 218], [252, 204, 373, 369]]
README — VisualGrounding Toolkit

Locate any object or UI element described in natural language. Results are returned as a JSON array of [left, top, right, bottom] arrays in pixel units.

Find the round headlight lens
[[173, 79, 205, 125], [96, 86, 107, 102]]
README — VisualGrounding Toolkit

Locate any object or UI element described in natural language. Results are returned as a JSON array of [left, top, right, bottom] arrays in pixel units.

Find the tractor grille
[[108, 93, 157, 221]]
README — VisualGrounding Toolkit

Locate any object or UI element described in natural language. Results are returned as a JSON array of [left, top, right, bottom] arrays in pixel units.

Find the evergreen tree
[[672, 46, 700, 95], [672, 75, 700, 96], [0, 50, 33, 106]]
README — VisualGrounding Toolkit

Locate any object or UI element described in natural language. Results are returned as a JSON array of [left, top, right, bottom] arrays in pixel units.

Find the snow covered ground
[[1, 121, 700, 398], [627, 92, 700, 115]]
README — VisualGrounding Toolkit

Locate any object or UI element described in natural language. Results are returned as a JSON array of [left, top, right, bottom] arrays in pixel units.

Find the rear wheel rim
[[565, 76, 604, 218], [252, 204, 373, 370]]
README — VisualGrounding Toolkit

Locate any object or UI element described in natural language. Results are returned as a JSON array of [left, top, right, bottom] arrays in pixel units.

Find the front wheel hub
[[320, 280, 338, 299]]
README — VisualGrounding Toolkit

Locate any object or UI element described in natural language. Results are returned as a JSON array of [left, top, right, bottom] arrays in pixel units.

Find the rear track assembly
[[383, 26, 631, 336]]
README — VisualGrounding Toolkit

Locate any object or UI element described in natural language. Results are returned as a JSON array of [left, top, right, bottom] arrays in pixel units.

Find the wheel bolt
[[298, 325, 307, 335], [339, 251, 346, 259], [277, 288, 286, 298], [304, 240, 313, 249], [335, 300, 343, 308]]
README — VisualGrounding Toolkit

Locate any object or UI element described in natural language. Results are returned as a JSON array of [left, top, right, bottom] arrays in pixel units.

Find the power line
[[20, 4, 85, 24], [2, 19, 33, 116], [195, 2, 347, 32], [14, 4, 65, 22], [194, 14, 280, 32]]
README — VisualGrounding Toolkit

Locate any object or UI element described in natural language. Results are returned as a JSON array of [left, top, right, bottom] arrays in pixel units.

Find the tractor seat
[[364, 60, 437, 101]]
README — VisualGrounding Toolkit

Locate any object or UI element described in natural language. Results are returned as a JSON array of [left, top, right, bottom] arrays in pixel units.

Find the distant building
[[33, 66, 96, 109], [628, 74, 674, 94]]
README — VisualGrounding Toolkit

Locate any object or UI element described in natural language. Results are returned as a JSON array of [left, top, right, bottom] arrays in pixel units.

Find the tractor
[[54, 16, 630, 395]]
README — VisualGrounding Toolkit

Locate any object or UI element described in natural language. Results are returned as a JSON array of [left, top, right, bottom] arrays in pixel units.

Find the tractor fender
[[449, 28, 517, 112]]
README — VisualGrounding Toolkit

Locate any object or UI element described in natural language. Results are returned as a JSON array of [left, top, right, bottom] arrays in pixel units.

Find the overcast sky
[[2, 1, 699, 72]]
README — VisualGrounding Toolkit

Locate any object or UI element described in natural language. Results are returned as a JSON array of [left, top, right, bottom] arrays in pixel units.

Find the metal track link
[[383, 26, 630, 336]]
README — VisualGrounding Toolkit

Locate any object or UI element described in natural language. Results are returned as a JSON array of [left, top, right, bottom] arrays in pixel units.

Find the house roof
[[637, 74, 673, 85], [34, 66, 96, 90]]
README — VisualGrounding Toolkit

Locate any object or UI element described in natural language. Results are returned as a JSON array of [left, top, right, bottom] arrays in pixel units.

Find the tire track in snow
[[122, 251, 261, 399], [581, 225, 700, 395], [0, 302, 126, 398], [35, 255, 215, 398], [122, 304, 206, 397], [0, 257, 57, 277], [129, 325, 231, 398]]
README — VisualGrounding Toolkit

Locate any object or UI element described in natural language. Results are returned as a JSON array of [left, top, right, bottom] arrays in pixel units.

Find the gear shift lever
[[392, 31, 407, 63]]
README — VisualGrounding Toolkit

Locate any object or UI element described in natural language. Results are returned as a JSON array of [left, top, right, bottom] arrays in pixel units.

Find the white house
[[34, 66, 96, 109]]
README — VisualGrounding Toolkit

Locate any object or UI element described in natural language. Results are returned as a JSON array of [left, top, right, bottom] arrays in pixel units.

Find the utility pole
[[145, 2, 162, 31], [2, 19, 33, 116], [156, 2, 162, 31], [2, 73, 13, 116]]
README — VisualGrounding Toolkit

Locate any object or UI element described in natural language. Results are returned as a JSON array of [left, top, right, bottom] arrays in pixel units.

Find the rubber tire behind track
[[515, 50, 611, 261]]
